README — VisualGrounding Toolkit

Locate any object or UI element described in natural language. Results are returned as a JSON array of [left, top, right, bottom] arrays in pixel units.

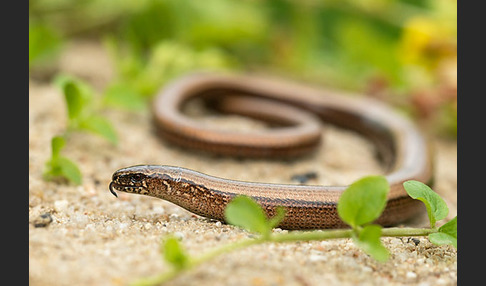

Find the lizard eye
[[130, 174, 143, 183]]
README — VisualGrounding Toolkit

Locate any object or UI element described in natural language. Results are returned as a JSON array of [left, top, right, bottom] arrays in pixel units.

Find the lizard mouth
[[109, 181, 147, 197]]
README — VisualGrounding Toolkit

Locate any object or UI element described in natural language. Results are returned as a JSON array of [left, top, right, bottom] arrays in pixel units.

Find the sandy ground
[[29, 41, 457, 286]]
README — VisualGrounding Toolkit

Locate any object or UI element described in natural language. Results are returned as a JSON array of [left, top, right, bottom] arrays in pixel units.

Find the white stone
[[54, 200, 69, 212], [406, 271, 417, 279]]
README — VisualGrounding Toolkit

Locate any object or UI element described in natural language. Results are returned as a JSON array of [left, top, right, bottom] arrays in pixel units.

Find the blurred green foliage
[[54, 74, 119, 146], [29, 0, 457, 136], [29, 21, 61, 70], [104, 39, 235, 102], [44, 136, 82, 185], [43, 75, 119, 184]]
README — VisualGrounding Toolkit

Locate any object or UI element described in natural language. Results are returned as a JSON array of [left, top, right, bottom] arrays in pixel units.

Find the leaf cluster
[[43, 76, 118, 184], [56, 76, 118, 145], [43, 136, 82, 185], [404, 180, 457, 248], [337, 176, 390, 261]]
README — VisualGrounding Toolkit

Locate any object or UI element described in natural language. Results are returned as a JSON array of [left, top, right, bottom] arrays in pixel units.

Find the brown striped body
[[109, 73, 433, 230]]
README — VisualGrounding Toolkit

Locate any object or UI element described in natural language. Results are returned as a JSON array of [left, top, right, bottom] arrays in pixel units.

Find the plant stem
[[381, 227, 437, 237], [269, 227, 436, 242], [131, 238, 264, 286], [131, 227, 437, 286]]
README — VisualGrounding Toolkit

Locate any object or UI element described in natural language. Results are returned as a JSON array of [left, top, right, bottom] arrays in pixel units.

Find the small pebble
[[406, 271, 417, 279], [118, 223, 128, 230], [33, 213, 53, 228], [174, 231, 185, 240], [362, 266, 372, 273], [85, 223, 96, 231], [54, 200, 69, 212], [436, 278, 447, 285], [291, 172, 318, 184], [409, 237, 420, 246], [73, 214, 89, 226], [152, 205, 165, 215], [308, 254, 327, 262]]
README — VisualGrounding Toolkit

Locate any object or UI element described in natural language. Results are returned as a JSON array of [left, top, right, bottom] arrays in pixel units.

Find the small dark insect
[[291, 172, 318, 184]]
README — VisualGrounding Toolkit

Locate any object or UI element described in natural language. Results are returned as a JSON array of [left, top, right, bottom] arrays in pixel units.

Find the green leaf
[[225, 196, 270, 235], [268, 206, 286, 229], [56, 157, 83, 185], [438, 216, 457, 237], [403, 180, 449, 228], [79, 115, 118, 145], [51, 136, 66, 158], [44, 136, 82, 185], [102, 82, 146, 111], [337, 176, 389, 228], [53, 74, 74, 89], [161, 236, 188, 269], [354, 225, 389, 262], [56, 76, 96, 126], [63, 81, 86, 121], [29, 22, 61, 68], [429, 216, 457, 248], [429, 233, 456, 249], [44, 156, 82, 185]]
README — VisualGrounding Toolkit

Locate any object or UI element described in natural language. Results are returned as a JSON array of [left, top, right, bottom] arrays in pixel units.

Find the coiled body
[[110, 73, 433, 229]]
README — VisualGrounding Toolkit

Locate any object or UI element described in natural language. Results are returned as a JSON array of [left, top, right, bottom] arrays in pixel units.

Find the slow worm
[[109, 73, 433, 229]]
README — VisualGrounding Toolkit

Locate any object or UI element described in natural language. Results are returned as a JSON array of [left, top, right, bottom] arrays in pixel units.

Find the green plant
[[132, 177, 456, 285], [29, 21, 62, 70], [404, 180, 457, 248], [43, 76, 118, 184], [336, 176, 391, 261], [43, 136, 82, 185]]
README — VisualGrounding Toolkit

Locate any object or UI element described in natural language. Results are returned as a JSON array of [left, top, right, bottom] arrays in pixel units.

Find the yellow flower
[[399, 16, 456, 71]]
